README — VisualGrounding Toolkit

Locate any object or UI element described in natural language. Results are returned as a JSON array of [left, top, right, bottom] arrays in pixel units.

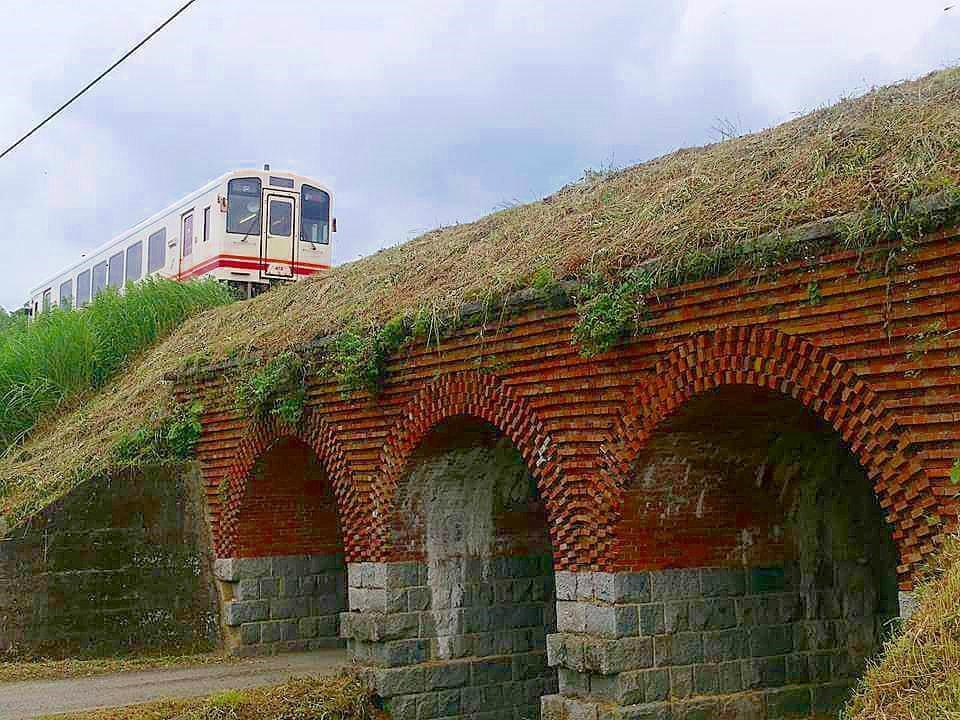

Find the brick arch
[[214, 410, 362, 559], [375, 371, 599, 569], [619, 324, 937, 584]]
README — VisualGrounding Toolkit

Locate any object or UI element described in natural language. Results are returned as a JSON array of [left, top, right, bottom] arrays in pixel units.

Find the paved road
[[0, 650, 349, 720]]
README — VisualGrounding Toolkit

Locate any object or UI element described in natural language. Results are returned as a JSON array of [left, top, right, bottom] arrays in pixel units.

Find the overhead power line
[[0, 0, 200, 162]]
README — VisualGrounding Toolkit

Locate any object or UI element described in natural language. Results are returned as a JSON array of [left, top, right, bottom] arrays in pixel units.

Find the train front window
[[268, 199, 292, 236], [300, 185, 330, 244], [227, 178, 262, 235]]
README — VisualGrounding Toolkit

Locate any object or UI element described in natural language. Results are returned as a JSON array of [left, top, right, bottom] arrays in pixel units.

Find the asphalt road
[[0, 649, 349, 719]]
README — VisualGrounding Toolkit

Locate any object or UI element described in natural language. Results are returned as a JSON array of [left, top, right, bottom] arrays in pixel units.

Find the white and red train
[[27, 167, 334, 314]]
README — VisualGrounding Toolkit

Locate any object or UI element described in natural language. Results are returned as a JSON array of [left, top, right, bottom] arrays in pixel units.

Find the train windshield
[[227, 178, 262, 235], [301, 185, 330, 244]]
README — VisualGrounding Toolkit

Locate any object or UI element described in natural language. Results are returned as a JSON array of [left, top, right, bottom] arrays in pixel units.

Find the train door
[[261, 192, 296, 280]]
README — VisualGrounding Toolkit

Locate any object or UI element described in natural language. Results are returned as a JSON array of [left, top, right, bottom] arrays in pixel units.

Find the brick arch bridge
[[176, 225, 960, 720]]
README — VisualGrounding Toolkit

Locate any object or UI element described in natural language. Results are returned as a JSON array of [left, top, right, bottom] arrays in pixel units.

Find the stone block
[[472, 656, 513, 685], [663, 602, 689, 633], [576, 573, 596, 602], [214, 558, 240, 582], [812, 681, 854, 716], [437, 688, 461, 716], [764, 686, 812, 718], [643, 669, 669, 702], [700, 567, 746, 597], [234, 579, 259, 601], [224, 600, 269, 626], [240, 623, 260, 645], [669, 665, 693, 699], [234, 557, 271, 579], [638, 604, 665, 637], [558, 601, 587, 633], [271, 597, 311, 619], [559, 667, 589, 696], [407, 587, 431, 611], [385, 562, 420, 590], [272, 555, 310, 577], [717, 660, 741, 693], [692, 663, 718, 695], [423, 660, 470, 689], [653, 632, 702, 667], [299, 617, 318, 639], [259, 577, 280, 599], [689, 598, 736, 631], [586, 604, 639, 639], [649, 569, 700, 601], [513, 651, 549, 680], [749, 625, 792, 657], [716, 693, 764, 720], [741, 656, 786, 689]]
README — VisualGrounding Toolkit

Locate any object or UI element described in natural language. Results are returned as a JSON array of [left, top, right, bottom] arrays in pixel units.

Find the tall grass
[[0, 278, 234, 449]]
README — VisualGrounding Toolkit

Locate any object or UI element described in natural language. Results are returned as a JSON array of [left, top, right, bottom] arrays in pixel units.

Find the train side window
[[42, 289, 51, 313], [203, 207, 210, 242], [126, 242, 143, 282], [92, 262, 108, 297], [301, 185, 330, 244], [226, 178, 262, 235], [59, 279, 73, 309], [148, 229, 166, 273], [108, 251, 125, 289], [76, 269, 91, 307]]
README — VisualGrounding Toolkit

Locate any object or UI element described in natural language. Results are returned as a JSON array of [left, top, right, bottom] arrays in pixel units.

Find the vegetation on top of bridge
[[0, 66, 959, 531], [846, 535, 960, 720]]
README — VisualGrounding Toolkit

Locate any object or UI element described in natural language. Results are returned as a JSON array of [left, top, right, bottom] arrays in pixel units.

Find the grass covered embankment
[[1, 67, 960, 532], [845, 536, 960, 719], [37, 675, 381, 720], [0, 278, 233, 450]]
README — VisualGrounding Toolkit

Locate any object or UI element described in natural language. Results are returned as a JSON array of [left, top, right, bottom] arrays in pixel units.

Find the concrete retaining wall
[[0, 464, 218, 657]]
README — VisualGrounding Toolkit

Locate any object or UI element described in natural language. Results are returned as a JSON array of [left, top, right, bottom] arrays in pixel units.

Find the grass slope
[[1, 66, 959, 529], [846, 537, 960, 719], [0, 278, 233, 450]]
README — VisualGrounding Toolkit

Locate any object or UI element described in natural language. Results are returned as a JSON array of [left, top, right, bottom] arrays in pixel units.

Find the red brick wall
[[234, 437, 343, 558], [178, 226, 960, 588]]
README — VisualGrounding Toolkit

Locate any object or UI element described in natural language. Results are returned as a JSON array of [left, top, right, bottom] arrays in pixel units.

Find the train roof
[[28, 168, 323, 297]]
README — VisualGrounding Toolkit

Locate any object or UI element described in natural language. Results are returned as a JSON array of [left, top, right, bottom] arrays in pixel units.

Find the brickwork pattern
[[176, 228, 960, 585]]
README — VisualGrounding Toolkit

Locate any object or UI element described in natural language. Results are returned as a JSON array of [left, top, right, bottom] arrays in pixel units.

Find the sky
[[0, 0, 957, 310]]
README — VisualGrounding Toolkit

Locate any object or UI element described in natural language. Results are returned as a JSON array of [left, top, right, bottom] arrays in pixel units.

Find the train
[[27, 167, 334, 315]]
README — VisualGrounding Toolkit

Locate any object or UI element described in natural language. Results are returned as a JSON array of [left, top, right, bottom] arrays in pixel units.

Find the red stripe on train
[[176, 255, 329, 281]]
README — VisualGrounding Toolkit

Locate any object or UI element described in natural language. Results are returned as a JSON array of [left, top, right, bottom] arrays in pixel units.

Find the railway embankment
[[0, 67, 958, 718]]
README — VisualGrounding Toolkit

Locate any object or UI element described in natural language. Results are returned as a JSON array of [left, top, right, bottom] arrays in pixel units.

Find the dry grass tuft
[[2, 66, 960, 529], [37, 673, 382, 720], [845, 535, 960, 720]]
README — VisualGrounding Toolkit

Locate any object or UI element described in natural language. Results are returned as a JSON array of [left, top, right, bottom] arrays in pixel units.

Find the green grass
[[35, 674, 380, 720], [0, 278, 234, 450]]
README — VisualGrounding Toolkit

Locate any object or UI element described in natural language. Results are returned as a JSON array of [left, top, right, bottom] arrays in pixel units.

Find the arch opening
[[364, 416, 558, 717], [218, 436, 347, 655], [616, 384, 900, 714]]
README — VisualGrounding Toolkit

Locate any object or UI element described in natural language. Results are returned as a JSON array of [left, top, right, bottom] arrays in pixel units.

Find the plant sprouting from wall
[[235, 352, 308, 425], [114, 400, 204, 464]]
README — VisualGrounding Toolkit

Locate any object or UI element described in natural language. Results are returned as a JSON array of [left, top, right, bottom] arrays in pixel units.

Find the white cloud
[[0, 0, 957, 308]]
